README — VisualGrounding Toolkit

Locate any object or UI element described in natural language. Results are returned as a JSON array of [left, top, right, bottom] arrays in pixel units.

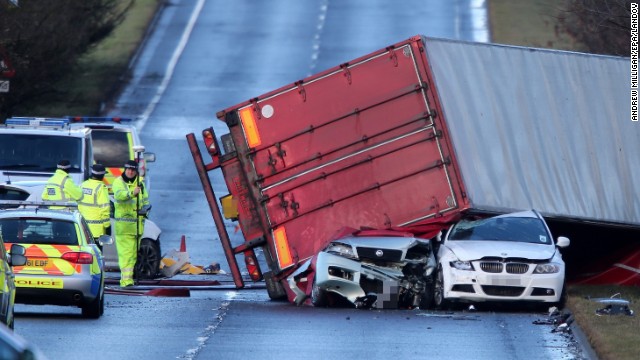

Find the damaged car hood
[[340, 236, 430, 253], [444, 240, 556, 261]]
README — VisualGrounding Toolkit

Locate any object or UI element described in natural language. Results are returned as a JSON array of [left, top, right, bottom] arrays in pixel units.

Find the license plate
[[26, 259, 48, 267], [489, 276, 521, 286]]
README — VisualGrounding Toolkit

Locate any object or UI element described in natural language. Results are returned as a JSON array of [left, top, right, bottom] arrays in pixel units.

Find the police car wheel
[[136, 238, 161, 279], [82, 292, 103, 319]]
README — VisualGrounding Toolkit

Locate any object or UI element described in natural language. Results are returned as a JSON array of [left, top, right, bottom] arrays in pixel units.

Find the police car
[[0, 181, 163, 280], [0, 322, 48, 360], [0, 201, 111, 318], [67, 116, 156, 194]]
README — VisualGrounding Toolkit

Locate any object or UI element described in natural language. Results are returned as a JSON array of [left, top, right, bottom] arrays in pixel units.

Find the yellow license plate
[[15, 277, 64, 289], [26, 259, 48, 267]]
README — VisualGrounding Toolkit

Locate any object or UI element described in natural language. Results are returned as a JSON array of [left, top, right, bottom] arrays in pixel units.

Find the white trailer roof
[[423, 37, 638, 226]]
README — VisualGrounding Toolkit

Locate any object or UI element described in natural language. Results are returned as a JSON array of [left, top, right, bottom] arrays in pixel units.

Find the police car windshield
[[90, 130, 129, 167], [0, 134, 83, 173]]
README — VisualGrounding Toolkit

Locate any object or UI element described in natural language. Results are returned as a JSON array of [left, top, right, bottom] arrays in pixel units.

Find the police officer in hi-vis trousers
[[112, 160, 149, 287], [41, 159, 83, 207], [78, 164, 111, 246]]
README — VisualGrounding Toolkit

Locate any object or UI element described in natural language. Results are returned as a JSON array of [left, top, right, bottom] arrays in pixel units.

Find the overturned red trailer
[[187, 35, 638, 297]]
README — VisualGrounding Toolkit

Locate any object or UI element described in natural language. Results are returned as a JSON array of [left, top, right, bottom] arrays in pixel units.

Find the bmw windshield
[[448, 216, 552, 244], [0, 134, 83, 173]]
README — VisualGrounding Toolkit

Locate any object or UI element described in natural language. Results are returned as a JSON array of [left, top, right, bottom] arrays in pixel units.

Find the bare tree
[[0, 0, 132, 119], [560, 0, 632, 56]]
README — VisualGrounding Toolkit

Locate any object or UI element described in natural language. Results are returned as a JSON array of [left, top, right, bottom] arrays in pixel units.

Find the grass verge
[[567, 285, 640, 360], [488, 0, 585, 51]]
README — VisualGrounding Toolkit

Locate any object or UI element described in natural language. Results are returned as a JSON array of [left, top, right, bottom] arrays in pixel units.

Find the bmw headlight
[[325, 243, 356, 259], [450, 260, 474, 271], [534, 263, 561, 274]]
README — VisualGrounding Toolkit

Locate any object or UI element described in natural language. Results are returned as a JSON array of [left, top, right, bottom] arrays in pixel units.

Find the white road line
[[470, 0, 490, 42], [182, 300, 230, 360], [308, 0, 329, 76], [137, 0, 206, 131]]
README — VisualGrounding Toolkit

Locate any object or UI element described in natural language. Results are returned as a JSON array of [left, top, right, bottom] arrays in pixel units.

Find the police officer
[[112, 160, 149, 287], [78, 164, 111, 244], [41, 159, 83, 206]]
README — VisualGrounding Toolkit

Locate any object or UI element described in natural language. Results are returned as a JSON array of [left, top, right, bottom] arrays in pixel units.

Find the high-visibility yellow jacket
[[78, 178, 111, 238], [41, 169, 83, 204], [113, 176, 149, 236]]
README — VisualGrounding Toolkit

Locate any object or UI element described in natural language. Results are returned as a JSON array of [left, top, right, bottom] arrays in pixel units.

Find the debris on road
[[533, 306, 574, 333], [159, 236, 222, 277], [591, 293, 635, 316]]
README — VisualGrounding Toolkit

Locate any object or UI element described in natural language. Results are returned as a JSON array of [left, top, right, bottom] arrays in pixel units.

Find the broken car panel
[[287, 228, 437, 309]]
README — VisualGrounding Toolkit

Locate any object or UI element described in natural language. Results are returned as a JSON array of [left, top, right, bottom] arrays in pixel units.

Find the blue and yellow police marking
[[15, 277, 64, 289]]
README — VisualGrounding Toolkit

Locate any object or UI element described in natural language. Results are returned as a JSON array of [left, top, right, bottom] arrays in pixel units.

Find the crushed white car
[[434, 210, 570, 309], [287, 228, 437, 309]]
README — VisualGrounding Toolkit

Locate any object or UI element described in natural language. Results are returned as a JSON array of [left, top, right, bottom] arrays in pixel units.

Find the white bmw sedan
[[433, 210, 570, 309]]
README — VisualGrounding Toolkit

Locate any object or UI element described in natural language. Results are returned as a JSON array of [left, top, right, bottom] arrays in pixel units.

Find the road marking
[[183, 300, 230, 360], [308, 0, 328, 76], [470, 0, 489, 42], [138, 0, 206, 130]]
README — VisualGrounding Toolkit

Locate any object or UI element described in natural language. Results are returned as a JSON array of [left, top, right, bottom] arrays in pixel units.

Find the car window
[[0, 134, 83, 173], [0, 218, 78, 245], [91, 130, 130, 167], [0, 187, 30, 206], [79, 217, 95, 245], [448, 217, 551, 244]]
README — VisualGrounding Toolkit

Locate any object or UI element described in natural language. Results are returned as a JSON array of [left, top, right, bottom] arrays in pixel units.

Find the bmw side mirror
[[556, 236, 570, 248]]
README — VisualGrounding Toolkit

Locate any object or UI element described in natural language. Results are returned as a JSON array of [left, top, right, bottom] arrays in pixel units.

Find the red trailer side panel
[[218, 36, 467, 274]]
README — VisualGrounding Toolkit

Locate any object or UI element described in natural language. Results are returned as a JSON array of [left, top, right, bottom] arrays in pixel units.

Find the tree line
[[0, 0, 633, 121], [560, 0, 632, 57], [0, 0, 132, 121]]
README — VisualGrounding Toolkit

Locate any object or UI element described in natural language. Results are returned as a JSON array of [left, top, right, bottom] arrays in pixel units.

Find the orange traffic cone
[[179, 235, 186, 252]]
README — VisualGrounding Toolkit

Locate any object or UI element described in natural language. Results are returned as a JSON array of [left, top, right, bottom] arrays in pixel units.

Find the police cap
[[124, 160, 138, 170], [91, 164, 106, 175]]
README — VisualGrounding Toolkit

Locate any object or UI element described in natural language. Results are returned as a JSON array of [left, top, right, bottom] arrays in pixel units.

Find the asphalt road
[[13, 1, 593, 359]]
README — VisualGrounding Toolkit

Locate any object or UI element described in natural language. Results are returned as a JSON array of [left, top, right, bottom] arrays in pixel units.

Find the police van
[[0, 117, 94, 185], [67, 116, 156, 194]]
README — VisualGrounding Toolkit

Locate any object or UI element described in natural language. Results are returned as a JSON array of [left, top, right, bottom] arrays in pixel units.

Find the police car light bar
[[0, 200, 78, 209], [66, 116, 133, 123], [5, 117, 69, 128]]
